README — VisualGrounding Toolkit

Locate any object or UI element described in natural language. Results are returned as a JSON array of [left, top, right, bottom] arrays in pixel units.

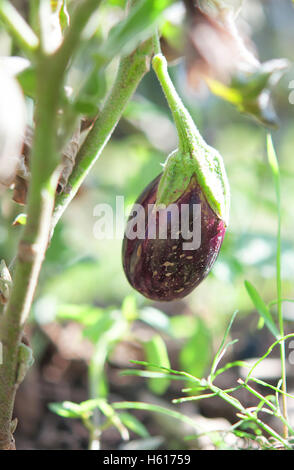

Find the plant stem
[[245, 333, 294, 383], [239, 379, 294, 437], [152, 53, 201, 155], [152, 29, 161, 55], [209, 383, 290, 449], [266, 134, 288, 439], [275, 173, 288, 439], [51, 39, 153, 232], [0, 55, 62, 450], [0, 0, 104, 449]]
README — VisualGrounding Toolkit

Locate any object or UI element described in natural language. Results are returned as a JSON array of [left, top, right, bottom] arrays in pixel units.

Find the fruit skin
[[122, 173, 226, 301]]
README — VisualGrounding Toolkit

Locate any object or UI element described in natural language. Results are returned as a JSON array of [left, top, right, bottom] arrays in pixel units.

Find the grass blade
[[244, 280, 280, 339]]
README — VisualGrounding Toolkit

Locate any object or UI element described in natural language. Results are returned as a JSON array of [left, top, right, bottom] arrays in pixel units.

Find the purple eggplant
[[122, 174, 226, 301]]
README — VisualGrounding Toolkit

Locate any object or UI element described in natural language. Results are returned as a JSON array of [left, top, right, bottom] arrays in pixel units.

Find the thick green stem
[[0, 0, 104, 449], [0, 56, 61, 450], [51, 39, 153, 231], [152, 53, 203, 155], [152, 52, 230, 225]]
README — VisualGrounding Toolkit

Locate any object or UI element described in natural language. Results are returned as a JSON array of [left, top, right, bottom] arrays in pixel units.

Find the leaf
[[210, 310, 238, 377], [179, 317, 211, 379], [58, 0, 70, 31], [129, 359, 200, 382], [83, 313, 117, 343], [108, 0, 127, 6], [138, 307, 171, 334], [73, 100, 99, 116], [119, 412, 150, 438], [48, 401, 85, 419], [56, 303, 105, 326], [170, 315, 197, 339], [121, 369, 196, 382], [78, 398, 104, 414], [96, 400, 129, 440], [74, 68, 106, 116], [172, 392, 218, 404], [143, 334, 171, 395], [12, 213, 27, 226], [83, 310, 127, 344], [97, 0, 172, 62], [266, 134, 280, 188], [112, 401, 199, 432], [16, 66, 36, 98], [213, 360, 250, 379], [207, 59, 289, 127], [245, 280, 280, 339], [122, 295, 138, 322]]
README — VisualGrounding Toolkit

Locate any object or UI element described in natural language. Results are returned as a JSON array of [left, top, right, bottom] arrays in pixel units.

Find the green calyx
[[152, 53, 230, 226]]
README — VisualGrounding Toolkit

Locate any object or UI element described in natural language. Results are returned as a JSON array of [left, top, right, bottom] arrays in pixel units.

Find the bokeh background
[[1, 0, 294, 449]]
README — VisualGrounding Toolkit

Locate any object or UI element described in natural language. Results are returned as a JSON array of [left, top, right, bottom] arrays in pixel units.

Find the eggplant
[[122, 174, 226, 301]]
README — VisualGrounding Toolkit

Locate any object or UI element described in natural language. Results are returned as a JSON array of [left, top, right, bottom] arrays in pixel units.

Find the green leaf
[[129, 360, 199, 382], [122, 295, 138, 322], [17, 66, 36, 98], [97, 0, 172, 62], [12, 213, 27, 226], [119, 412, 150, 438], [108, 0, 127, 6], [143, 334, 171, 395], [56, 303, 105, 326], [83, 310, 126, 344], [179, 317, 211, 380], [138, 307, 171, 334], [172, 392, 219, 404], [59, 0, 70, 31], [74, 68, 106, 116], [48, 401, 84, 419], [210, 311, 238, 377], [170, 315, 197, 339], [121, 369, 196, 383], [207, 59, 289, 127], [96, 399, 129, 440], [213, 360, 250, 379], [244, 280, 280, 339], [83, 313, 116, 343], [266, 134, 280, 206], [112, 401, 199, 432], [73, 100, 99, 116], [78, 398, 104, 414]]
